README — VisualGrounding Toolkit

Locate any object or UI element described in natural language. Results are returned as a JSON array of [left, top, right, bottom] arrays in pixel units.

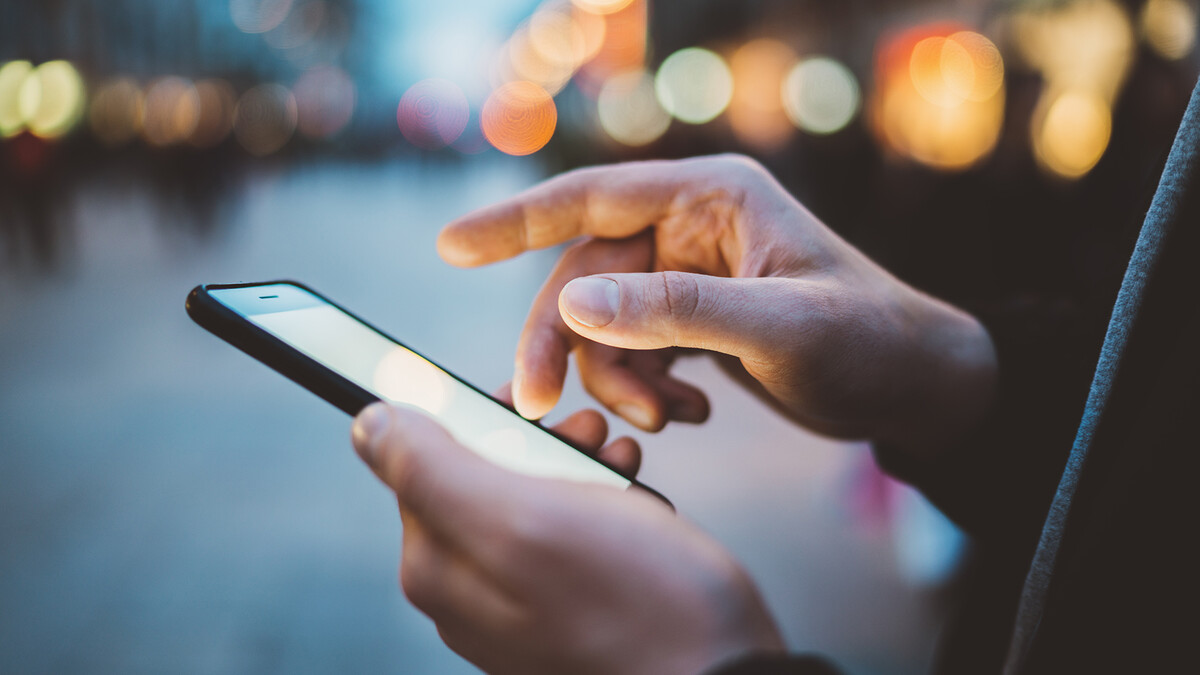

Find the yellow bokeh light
[[728, 39, 798, 150], [0, 60, 34, 137], [142, 77, 201, 147], [234, 83, 298, 156], [373, 348, 450, 417], [18, 60, 86, 140], [88, 77, 144, 147], [190, 79, 238, 148], [597, 69, 670, 146], [1140, 0, 1197, 60], [529, 6, 590, 70], [655, 47, 733, 124], [783, 56, 861, 136], [570, 0, 634, 15], [482, 81, 557, 156], [503, 26, 575, 95], [1034, 89, 1112, 179], [1011, 0, 1134, 104]]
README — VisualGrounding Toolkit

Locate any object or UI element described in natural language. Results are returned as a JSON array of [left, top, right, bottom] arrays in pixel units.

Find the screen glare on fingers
[[397, 79, 469, 150]]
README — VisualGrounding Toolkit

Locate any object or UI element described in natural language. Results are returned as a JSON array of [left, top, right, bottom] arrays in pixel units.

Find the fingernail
[[616, 403, 656, 430], [561, 277, 619, 328], [353, 402, 392, 463]]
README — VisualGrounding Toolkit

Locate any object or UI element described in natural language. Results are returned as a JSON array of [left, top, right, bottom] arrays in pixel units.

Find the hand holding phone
[[187, 280, 668, 503]]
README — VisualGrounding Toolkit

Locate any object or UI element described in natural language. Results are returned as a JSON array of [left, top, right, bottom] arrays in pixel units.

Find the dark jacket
[[715, 76, 1200, 675]]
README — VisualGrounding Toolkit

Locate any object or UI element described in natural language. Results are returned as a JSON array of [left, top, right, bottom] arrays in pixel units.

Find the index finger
[[436, 159, 685, 267]]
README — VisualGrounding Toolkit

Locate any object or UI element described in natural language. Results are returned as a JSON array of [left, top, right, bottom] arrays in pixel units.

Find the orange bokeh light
[[872, 24, 1005, 171], [481, 81, 557, 156], [576, 0, 646, 96], [728, 38, 797, 150]]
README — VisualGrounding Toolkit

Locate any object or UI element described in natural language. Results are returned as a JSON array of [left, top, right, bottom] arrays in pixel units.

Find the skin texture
[[355, 154, 998, 673]]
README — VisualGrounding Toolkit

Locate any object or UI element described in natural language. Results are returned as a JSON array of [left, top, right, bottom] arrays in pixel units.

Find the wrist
[[875, 288, 998, 459]]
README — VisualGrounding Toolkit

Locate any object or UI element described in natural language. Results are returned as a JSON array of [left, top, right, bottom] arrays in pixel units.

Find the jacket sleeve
[[871, 294, 1104, 548]]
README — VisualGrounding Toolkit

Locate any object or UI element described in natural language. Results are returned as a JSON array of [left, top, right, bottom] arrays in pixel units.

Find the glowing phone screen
[[210, 284, 631, 490]]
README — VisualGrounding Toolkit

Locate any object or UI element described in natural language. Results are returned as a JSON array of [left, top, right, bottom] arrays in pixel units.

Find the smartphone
[[186, 280, 667, 503]]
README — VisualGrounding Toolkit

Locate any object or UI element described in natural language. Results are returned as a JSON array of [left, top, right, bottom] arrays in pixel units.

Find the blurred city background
[[1, 0, 1197, 673]]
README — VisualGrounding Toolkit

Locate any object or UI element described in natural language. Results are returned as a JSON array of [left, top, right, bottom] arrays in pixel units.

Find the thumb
[[558, 273, 814, 362], [352, 402, 522, 549]]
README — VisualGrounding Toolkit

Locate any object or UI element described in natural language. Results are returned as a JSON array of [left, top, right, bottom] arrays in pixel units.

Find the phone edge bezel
[[186, 280, 671, 506]]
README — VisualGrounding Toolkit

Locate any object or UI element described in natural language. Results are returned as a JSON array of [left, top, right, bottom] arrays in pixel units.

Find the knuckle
[[659, 271, 701, 323]]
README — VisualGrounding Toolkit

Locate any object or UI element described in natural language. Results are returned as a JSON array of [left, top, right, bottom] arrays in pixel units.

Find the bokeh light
[[783, 56, 861, 136], [729, 39, 798, 150], [88, 77, 144, 147], [234, 83, 297, 156], [1139, 0, 1197, 61], [873, 26, 1006, 171], [397, 78, 469, 150], [481, 80, 557, 156], [264, 0, 326, 50], [1033, 89, 1112, 179], [570, 0, 635, 15], [1010, 0, 1133, 104], [501, 24, 576, 95], [1009, 0, 1132, 179], [529, 5, 593, 71], [142, 77, 201, 147], [230, 0, 294, 34], [655, 47, 733, 124], [0, 60, 34, 138], [18, 60, 86, 140], [190, 79, 238, 148], [576, 0, 646, 95], [597, 69, 670, 146], [294, 65, 355, 139]]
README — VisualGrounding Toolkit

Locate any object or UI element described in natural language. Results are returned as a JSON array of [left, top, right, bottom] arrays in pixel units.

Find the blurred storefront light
[[1010, 0, 1133, 179], [397, 78, 469, 150], [190, 79, 238, 148], [234, 83, 298, 156], [142, 77, 201, 147], [576, 0, 646, 96], [294, 65, 355, 140], [0, 60, 35, 138], [17, 60, 86, 140], [89, 77, 145, 147], [1033, 89, 1112, 179], [481, 80, 557, 156], [873, 26, 1005, 171], [230, 0, 294, 34], [783, 56, 861, 136], [655, 47, 733, 124], [1139, 0, 1197, 61], [597, 69, 670, 146], [729, 39, 798, 151]]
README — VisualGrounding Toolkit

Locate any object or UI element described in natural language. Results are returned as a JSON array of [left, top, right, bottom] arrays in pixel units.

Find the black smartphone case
[[186, 280, 670, 505]]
